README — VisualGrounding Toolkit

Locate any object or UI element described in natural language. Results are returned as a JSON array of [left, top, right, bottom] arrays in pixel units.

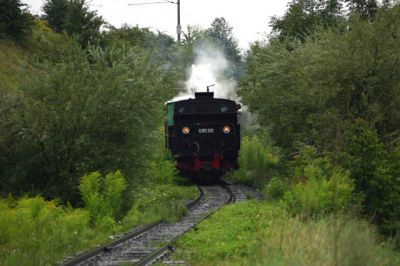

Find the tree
[[344, 0, 378, 20], [64, 0, 104, 46], [241, 4, 400, 153], [42, 0, 69, 33], [206, 17, 241, 65], [0, 40, 179, 203], [0, 0, 33, 41], [270, 0, 343, 41], [239, 3, 400, 236], [42, 0, 104, 47]]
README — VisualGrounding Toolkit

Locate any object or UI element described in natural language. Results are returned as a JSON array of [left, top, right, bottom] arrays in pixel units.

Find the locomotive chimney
[[206, 84, 215, 93]]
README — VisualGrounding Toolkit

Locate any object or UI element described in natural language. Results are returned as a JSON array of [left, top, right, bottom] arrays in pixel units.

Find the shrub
[[229, 133, 279, 188], [147, 147, 179, 184], [0, 180, 198, 265], [0, 41, 179, 203], [79, 171, 127, 227], [283, 170, 355, 218], [279, 146, 355, 218], [342, 119, 400, 237], [0, 196, 101, 266], [264, 176, 287, 201]]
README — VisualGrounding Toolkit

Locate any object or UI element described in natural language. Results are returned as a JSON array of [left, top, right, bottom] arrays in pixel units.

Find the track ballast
[[60, 182, 249, 266]]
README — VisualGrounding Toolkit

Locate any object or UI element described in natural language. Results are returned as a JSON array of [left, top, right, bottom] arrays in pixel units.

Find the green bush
[[0, 179, 198, 265], [0, 196, 101, 266], [147, 143, 179, 184], [79, 171, 127, 227], [283, 170, 355, 218], [342, 119, 400, 238], [264, 176, 287, 201], [281, 146, 355, 218], [229, 133, 279, 188], [0, 40, 179, 203]]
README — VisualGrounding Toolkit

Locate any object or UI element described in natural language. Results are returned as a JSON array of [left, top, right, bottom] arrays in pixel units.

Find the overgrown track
[[60, 182, 245, 266]]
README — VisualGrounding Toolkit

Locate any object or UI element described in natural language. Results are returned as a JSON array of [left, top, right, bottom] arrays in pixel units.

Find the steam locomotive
[[165, 89, 241, 179]]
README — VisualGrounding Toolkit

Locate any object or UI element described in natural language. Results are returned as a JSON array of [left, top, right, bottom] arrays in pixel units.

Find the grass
[[0, 40, 26, 90], [175, 201, 400, 266], [0, 20, 66, 91], [0, 182, 199, 266]]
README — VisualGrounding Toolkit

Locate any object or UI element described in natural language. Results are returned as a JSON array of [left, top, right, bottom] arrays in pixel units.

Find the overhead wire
[[128, 0, 176, 6]]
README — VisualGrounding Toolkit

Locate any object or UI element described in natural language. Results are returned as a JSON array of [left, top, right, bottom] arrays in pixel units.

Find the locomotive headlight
[[223, 125, 231, 134], [182, 126, 190, 135]]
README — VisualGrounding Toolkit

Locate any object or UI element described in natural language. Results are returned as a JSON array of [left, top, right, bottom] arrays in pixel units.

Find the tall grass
[[0, 197, 100, 266], [176, 201, 400, 265], [0, 170, 199, 265]]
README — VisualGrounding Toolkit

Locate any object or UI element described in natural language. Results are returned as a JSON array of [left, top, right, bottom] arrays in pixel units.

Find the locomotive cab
[[165, 91, 241, 179]]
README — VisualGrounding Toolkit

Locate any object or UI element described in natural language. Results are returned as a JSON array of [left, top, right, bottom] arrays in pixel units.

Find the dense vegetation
[[0, 172, 198, 265], [1, 0, 400, 264], [179, 130, 399, 265], [0, 0, 34, 41], [179, 0, 400, 264], [0, 0, 241, 204], [177, 202, 399, 265], [0, 1, 240, 264], [239, 0, 400, 238]]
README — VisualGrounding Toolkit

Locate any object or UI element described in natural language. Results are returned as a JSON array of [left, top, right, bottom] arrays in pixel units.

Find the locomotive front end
[[165, 91, 240, 179]]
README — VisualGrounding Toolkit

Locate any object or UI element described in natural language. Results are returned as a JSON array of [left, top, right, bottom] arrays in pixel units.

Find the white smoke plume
[[173, 43, 238, 101], [170, 42, 258, 131]]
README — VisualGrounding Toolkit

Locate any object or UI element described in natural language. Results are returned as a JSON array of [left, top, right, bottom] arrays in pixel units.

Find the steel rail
[[134, 182, 235, 266], [59, 184, 203, 266]]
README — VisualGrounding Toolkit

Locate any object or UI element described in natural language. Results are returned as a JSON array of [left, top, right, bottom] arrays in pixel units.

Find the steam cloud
[[173, 43, 238, 101], [171, 42, 257, 130]]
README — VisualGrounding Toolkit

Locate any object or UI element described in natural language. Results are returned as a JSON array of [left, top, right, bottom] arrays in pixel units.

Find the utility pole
[[128, 1, 182, 44], [177, 0, 181, 43]]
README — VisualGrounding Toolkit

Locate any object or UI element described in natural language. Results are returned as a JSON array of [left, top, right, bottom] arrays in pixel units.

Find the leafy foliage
[[122, 182, 199, 227], [241, 5, 400, 153], [0, 180, 198, 265], [79, 171, 127, 227], [42, 0, 69, 33], [206, 17, 242, 66], [0, 40, 178, 203], [283, 146, 355, 218], [264, 177, 287, 201], [345, 0, 378, 20], [0, 0, 34, 41], [228, 132, 279, 188], [42, 0, 104, 47], [240, 3, 400, 237], [342, 119, 400, 235], [270, 0, 344, 41], [0, 196, 96, 265]]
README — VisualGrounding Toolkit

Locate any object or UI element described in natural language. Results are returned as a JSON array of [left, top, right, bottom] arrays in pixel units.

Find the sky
[[23, 0, 290, 50]]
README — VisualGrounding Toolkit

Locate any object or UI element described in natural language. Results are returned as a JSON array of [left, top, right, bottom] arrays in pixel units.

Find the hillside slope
[[0, 40, 27, 90], [0, 21, 65, 91]]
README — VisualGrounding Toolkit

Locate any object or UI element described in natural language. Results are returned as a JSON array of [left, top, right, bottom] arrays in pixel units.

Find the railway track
[[60, 182, 245, 266]]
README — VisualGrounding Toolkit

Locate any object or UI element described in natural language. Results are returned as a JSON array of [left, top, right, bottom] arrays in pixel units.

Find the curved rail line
[[59, 182, 239, 266]]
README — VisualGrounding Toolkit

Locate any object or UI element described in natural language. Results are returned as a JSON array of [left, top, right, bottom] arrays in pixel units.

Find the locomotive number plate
[[198, 128, 214, 134]]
